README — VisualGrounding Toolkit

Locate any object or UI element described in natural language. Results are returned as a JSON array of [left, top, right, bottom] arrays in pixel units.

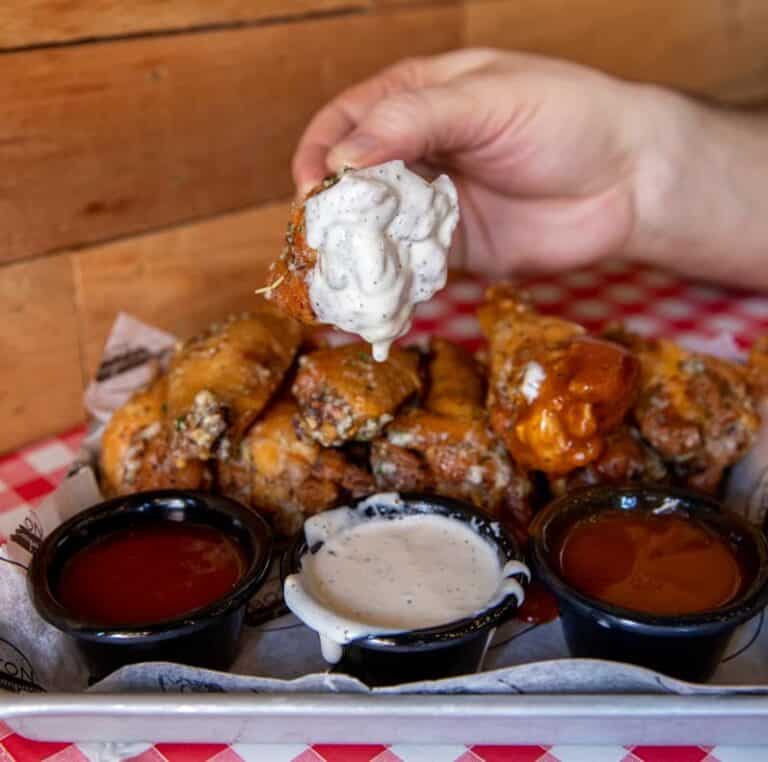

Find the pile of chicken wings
[[101, 286, 766, 539]]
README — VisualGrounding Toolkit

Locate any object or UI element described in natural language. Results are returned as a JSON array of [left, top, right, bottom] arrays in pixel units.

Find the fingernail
[[327, 134, 378, 169]]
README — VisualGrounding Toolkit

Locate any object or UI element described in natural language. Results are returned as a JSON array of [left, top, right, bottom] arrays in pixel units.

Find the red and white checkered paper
[[1, 260, 768, 761]]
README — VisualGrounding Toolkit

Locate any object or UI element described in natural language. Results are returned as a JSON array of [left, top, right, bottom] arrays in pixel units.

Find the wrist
[[623, 85, 703, 262], [625, 86, 768, 288]]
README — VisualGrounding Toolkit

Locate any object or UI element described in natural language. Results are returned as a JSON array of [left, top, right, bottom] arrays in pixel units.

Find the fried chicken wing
[[263, 194, 321, 324], [263, 164, 458, 363], [748, 336, 768, 398], [218, 398, 373, 536], [292, 343, 422, 447], [479, 286, 639, 475], [370, 339, 533, 538], [550, 425, 668, 496], [426, 338, 485, 419], [608, 330, 760, 493], [167, 311, 302, 461], [99, 376, 210, 497]]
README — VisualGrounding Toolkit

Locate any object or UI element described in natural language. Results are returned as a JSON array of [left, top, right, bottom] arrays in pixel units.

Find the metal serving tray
[[4, 692, 768, 746]]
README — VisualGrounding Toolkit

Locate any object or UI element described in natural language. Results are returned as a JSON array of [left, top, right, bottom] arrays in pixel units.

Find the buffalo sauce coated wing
[[370, 339, 533, 537], [292, 343, 422, 447], [218, 398, 373, 536], [550, 425, 668, 496], [100, 376, 210, 497], [167, 311, 302, 461], [479, 286, 639, 475], [609, 330, 759, 493]]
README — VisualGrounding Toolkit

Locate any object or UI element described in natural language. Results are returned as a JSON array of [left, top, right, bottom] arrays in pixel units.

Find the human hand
[[293, 49, 667, 276]]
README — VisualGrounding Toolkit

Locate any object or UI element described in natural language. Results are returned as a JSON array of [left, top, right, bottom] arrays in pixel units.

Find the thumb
[[326, 83, 480, 172]]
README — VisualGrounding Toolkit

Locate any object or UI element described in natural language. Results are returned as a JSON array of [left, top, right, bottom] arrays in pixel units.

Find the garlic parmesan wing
[[610, 330, 760, 493], [425, 338, 485, 420], [291, 343, 422, 447], [749, 336, 768, 398], [99, 376, 210, 497], [218, 398, 373, 536], [263, 183, 333, 324], [167, 311, 302, 460]]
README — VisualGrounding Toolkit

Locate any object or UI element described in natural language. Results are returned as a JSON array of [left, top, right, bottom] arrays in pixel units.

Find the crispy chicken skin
[[608, 330, 760, 493], [748, 336, 768, 398], [479, 286, 640, 475], [550, 425, 668, 496], [264, 198, 318, 324], [264, 179, 343, 324], [167, 311, 302, 460], [371, 339, 532, 537], [218, 398, 373, 536], [426, 338, 485, 419], [100, 376, 209, 497], [292, 343, 422, 446]]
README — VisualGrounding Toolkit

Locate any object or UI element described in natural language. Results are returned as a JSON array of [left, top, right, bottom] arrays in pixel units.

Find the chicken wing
[[425, 338, 485, 419], [370, 339, 533, 538], [99, 376, 210, 497], [748, 336, 768, 398], [167, 310, 302, 461], [608, 330, 760, 493], [263, 190, 325, 325], [479, 286, 639, 475], [550, 425, 668, 496], [292, 343, 422, 446], [218, 397, 373, 536]]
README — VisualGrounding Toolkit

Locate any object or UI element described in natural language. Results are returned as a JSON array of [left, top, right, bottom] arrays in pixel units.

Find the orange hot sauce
[[555, 510, 744, 616]]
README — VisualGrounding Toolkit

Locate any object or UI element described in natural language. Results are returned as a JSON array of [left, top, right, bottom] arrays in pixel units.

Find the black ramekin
[[281, 493, 529, 687], [530, 485, 768, 682], [28, 490, 272, 681]]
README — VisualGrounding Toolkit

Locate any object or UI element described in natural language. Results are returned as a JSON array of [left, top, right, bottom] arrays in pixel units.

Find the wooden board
[[72, 200, 292, 380], [0, 5, 461, 264], [465, 0, 768, 104], [0, 1, 368, 50], [0, 256, 84, 453]]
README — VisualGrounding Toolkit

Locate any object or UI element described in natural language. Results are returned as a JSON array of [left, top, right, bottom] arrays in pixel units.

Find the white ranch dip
[[283, 493, 528, 664], [304, 160, 460, 361]]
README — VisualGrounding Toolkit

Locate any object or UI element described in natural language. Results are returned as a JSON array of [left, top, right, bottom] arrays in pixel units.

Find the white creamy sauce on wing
[[520, 361, 546, 403], [283, 493, 527, 664], [304, 160, 460, 361]]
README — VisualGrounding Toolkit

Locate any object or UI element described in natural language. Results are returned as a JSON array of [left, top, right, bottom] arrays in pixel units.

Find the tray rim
[[5, 691, 768, 746]]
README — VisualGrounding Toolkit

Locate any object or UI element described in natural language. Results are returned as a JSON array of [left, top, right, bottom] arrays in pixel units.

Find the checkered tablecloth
[[1, 260, 768, 761]]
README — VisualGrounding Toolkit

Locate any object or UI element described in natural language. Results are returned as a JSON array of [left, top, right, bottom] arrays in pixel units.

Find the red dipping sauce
[[555, 509, 744, 616], [56, 523, 247, 625], [516, 580, 559, 624]]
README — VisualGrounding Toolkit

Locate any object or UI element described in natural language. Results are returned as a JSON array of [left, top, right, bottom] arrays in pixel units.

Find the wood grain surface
[[465, 0, 768, 104], [0, 1, 367, 50], [72, 200, 292, 381], [4, 0, 768, 451], [0, 256, 84, 452], [0, 5, 460, 264]]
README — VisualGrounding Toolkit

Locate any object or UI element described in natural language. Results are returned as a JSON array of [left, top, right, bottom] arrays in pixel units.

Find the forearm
[[629, 89, 768, 290]]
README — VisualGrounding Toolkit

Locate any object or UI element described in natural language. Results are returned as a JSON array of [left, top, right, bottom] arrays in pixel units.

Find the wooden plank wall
[[1, 0, 767, 452]]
